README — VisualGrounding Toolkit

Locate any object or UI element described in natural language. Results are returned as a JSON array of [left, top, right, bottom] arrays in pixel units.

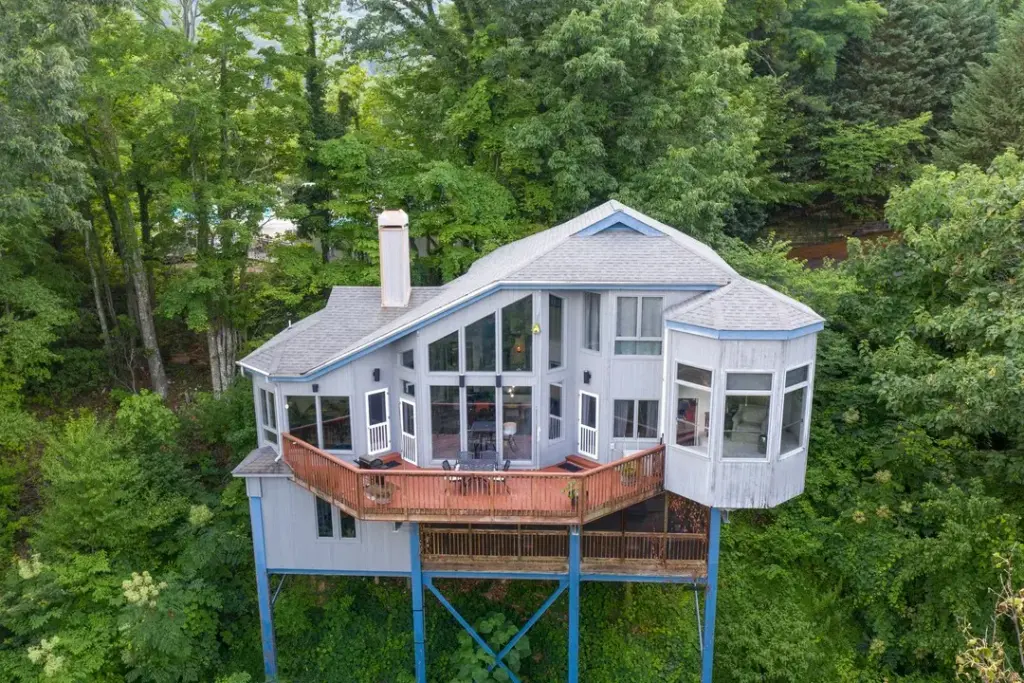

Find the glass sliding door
[[503, 385, 532, 461], [430, 386, 461, 461], [466, 386, 497, 454]]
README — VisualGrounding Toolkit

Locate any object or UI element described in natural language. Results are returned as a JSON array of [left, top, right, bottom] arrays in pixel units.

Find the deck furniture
[[502, 421, 517, 452]]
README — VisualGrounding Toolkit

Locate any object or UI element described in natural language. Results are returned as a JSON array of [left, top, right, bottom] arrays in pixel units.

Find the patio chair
[[502, 422, 517, 452], [442, 459, 463, 492], [492, 459, 512, 493]]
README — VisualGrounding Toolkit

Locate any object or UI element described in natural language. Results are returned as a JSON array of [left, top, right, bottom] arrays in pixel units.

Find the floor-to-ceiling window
[[502, 385, 532, 461], [430, 385, 461, 460], [548, 294, 564, 369], [466, 386, 497, 454]]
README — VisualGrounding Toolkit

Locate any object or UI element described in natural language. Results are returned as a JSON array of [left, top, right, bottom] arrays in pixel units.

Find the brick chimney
[[377, 209, 411, 308]]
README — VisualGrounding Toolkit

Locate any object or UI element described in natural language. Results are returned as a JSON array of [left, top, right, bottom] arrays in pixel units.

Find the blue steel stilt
[[701, 508, 722, 683], [487, 579, 568, 672], [248, 495, 278, 681], [410, 523, 428, 683], [568, 526, 581, 683]]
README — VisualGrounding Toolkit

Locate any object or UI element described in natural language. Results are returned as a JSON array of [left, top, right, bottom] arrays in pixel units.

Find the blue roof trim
[[665, 320, 824, 340], [269, 281, 723, 382], [575, 211, 664, 237]]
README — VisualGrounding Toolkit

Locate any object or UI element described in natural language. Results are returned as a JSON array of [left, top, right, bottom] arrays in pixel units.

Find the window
[[548, 295, 564, 369], [502, 296, 533, 372], [503, 385, 532, 461], [259, 388, 278, 444], [286, 396, 318, 446], [549, 384, 563, 440], [613, 400, 659, 439], [428, 331, 459, 372], [579, 391, 599, 458], [466, 386, 497, 453], [430, 386, 461, 460], [723, 372, 773, 459], [614, 296, 662, 355], [401, 349, 415, 370], [465, 313, 496, 372], [675, 364, 711, 455], [321, 397, 352, 450], [316, 497, 356, 539], [780, 365, 810, 455], [402, 380, 415, 396], [583, 292, 600, 351], [315, 497, 333, 538]]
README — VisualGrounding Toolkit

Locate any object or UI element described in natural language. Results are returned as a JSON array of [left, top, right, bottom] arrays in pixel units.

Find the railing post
[[702, 508, 722, 683], [410, 522, 428, 683]]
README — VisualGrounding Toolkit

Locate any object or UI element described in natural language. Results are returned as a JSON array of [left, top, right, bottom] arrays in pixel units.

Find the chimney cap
[[377, 209, 409, 229]]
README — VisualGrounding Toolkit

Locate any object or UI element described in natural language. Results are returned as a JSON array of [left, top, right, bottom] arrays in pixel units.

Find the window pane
[[548, 295, 563, 369], [723, 395, 771, 458], [402, 380, 415, 396], [501, 297, 533, 372], [581, 394, 597, 428], [780, 387, 806, 453], [286, 396, 318, 446], [503, 386, 532, 461], [549, 384, 562, 418], [367, 391, 387, 426], [786, 365, 809, 387], [637, 400, 659, 438], [401, 401, 416, 436], [675, 387, 710, 454], [634, 340, 662, 355], [428, 331, 459, 372], [640, 297, 662, 337], [726, 373, 772, 392], [315, 497, 333, 538], [677, 364, 712, 388], [339, 512, 357, 538], [613, 400, 635, 438], [266, 390, 277, 429], [465, 314, 496, 372], [584, 293, 600, 351], [614, 340, 636, 355], [466, 386, 496, 454], [616, 297, 638, 337], [321, 397, 352, 450], [430, 386, 460, 460], [401, 349, 415, 369], [259, 389, 269, 425]]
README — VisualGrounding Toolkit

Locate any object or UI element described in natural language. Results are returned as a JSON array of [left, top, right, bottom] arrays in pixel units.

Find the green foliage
[[939, 7, 1024, 168], [449, 612, 530, 683]]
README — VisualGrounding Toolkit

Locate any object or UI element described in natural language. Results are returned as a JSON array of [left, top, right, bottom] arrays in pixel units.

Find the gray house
[[233, 201, 823, 683]]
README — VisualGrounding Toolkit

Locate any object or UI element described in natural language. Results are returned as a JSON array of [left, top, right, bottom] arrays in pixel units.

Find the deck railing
[[281, 434, 665, 524], [419, 526, 707, 576]]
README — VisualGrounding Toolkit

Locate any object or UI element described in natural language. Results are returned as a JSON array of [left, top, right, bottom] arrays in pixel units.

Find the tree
[[939, 8, 1024, 168]]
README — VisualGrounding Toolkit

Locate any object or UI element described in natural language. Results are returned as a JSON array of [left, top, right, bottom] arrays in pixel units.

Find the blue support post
[[701, 508, 722, 683], [248, 494, 278, 681], [568, 526, 581, 683], [410, 522, 428, 683]]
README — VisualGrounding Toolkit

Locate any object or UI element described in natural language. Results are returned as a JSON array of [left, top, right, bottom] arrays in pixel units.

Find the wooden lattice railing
[[281, 433, 665, 525]]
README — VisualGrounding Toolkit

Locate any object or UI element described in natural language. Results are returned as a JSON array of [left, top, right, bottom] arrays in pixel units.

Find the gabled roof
[[664, 279, 823, 335], [239, 201, 820, 379]]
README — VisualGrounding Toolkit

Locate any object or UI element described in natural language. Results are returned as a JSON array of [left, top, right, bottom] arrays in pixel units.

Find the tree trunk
[[207, 319, 238, 395], [82, 213, 112, 351]]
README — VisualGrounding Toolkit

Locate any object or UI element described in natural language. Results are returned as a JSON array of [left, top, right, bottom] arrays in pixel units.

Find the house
[[232, 201, 823, 683]]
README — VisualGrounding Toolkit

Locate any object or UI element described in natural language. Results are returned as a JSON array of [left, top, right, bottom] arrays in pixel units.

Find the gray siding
[[256, 477, 411, 574]]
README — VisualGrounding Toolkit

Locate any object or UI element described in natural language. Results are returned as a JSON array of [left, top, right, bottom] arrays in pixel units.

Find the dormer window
[[615, 296, 662, 355]]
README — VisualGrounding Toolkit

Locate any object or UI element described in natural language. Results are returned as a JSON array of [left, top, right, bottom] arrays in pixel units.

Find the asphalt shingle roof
[[239, 201, 822, 377], [232, 446, 292, 476], [664, 279, 824, 331]]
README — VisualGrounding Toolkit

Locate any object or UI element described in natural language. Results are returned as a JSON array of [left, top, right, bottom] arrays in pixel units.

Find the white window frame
[[722, 369, 774, 461], [307, 395, 354, 453], [673, 363, 714, 458], [614, 296, 663, 356], [548, 382, 564, 442], [313, 496, 359, 542], [582, 292, 601, 352], [365, 388, 391, 455], [578, 390, 599, 459], [400, 397, 417, 464], [400, 348, 415, 370], [612, 399, 660, 440], [259, 387, 279, 448], [779, 363, 812, 459]]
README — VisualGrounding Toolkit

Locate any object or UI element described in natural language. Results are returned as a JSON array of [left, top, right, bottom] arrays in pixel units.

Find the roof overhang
[[665, 320, 824, 341]]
